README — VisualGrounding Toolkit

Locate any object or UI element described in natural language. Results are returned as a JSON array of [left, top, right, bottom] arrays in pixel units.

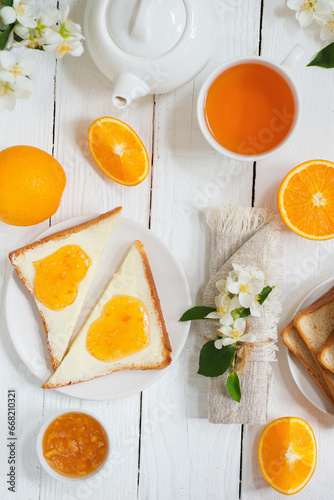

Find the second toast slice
[[281, 322, 334, 404], [43, 240, 172, 389]]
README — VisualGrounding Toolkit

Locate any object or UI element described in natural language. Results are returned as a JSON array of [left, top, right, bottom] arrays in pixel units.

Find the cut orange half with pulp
[[87, 117, 149, 186], [258, 417, 317, 495], [278, 159, 334, 240]]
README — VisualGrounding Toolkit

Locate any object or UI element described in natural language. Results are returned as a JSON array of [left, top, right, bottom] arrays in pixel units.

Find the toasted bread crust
[[318, 329, 334, 373], [134, 240, 172, 354], [8, 207, 122, 264], [294, 287, 334, 321], [8, 208, 122, 370], [42, 361, 169, 389], [281, 322, 334, 404]]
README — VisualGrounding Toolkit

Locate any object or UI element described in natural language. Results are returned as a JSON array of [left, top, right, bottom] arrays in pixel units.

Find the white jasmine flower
[[226, 265, 264, 309], [315, 2, 334, 41], [0, 74, 16, 111], [14, 24, 30, 39], [249, 297, 262, 318], [11, 74, 33, 98], [59, 4, 70, 24], [0, 51, 36, 78], [216, 278, 227, 294], [232, 264, 264, 282], [0, 6, 17, 25], [43, 31, 83, 59], [215, 318, 256, 347], [0, 52, 35, 110], [7, 0, 37, 28], [0, 69, 33, 110], [37, 7, 60, 28], [58, 4, 83, 39], [287, 0, 329, 28], [205, 293, 240, 325]]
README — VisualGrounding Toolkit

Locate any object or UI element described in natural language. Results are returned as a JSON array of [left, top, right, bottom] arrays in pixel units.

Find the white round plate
[[287, 276, 334, 416], [6, 215, 191, 400]]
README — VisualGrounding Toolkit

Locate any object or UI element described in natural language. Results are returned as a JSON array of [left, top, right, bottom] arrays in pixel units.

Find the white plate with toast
[[287, 277, 334, 416], [6, 215, 192, 400]]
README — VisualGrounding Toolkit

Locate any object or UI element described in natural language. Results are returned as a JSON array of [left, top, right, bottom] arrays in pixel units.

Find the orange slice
[[258, 417, 317, 495], [87, 117, 149, 186], [278, 159, 334, 240]]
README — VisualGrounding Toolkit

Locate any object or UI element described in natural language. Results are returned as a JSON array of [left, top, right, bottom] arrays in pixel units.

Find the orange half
[[87, 117, 149, 186], [278, 159, 334, 240], [258, 417, 317, 495]]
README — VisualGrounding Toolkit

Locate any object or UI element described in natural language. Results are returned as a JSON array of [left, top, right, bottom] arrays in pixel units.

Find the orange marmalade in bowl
[[42, 412, 108, 478]]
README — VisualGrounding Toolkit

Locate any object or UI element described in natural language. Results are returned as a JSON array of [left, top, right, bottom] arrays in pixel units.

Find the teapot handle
[[280, 44, 305, 71]]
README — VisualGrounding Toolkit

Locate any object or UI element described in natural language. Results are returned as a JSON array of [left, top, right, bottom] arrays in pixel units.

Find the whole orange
[[0, 146, 66, 226]]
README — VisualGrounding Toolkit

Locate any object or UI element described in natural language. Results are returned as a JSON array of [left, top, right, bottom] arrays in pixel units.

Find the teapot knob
[[130, 0, 153, 42]]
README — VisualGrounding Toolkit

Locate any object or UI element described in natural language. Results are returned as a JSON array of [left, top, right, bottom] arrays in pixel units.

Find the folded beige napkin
[[203, 206, 282, 425]]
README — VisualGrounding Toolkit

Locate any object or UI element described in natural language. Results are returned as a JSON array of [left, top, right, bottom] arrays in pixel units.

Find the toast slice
[[43, 240, 172, 389], [9, 208, 122, 369], [281, 322, 334, 404], [294, 291, 334, 399], [318, 329, 334, 374]]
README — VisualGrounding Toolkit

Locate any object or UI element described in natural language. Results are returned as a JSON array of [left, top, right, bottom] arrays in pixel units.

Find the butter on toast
[[281, 322, 334, 404], [9, 208, 122, 370], [43, 240, 172, 389]]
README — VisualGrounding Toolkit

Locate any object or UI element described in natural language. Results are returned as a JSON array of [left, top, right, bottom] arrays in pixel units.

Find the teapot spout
[[111, 72, 150, 108]]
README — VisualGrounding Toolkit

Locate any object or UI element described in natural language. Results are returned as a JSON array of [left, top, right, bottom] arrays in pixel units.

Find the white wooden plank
[[39, 0, 154, 498], [139, 2, 262, 499], [0, 26, 56, 500], [52, 0, 154, 226], [241, 1, 334, 498]]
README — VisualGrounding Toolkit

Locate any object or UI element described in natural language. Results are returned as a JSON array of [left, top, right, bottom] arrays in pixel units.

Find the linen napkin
[[203, 206, 282, 425]]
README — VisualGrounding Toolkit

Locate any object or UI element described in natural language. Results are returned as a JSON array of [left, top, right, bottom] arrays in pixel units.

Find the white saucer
[[6, 215, 191, 400]]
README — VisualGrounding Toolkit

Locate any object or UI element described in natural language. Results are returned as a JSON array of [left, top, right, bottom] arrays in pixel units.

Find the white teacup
[[197, 45, 305, 162]]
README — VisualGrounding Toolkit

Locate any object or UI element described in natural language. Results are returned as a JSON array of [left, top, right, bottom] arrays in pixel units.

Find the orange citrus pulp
[[258, 417, 317, 495], [87, 117, 149, 186], [278, 159, 334, 240]]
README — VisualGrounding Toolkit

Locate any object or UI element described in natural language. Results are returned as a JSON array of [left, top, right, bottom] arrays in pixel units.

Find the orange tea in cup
[[204, 63, 296, 156]]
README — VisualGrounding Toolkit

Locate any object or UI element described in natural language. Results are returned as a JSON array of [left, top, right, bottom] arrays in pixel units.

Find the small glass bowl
[[36, 409, 110, 483]]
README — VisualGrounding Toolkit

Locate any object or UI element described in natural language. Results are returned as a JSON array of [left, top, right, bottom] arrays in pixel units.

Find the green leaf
[[258, 286, 274, 305], [239, 308, 250, 318], [179, 306, 216, 322], [307, 42, 334, 68], [227, 372, 241, 402], [0, 26, 12, 50], [197, 341, 235, 377], [3, 0, 13, 6]]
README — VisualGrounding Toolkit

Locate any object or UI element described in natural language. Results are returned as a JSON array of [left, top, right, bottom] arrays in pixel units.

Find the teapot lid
[[107, 0, 186, 59]]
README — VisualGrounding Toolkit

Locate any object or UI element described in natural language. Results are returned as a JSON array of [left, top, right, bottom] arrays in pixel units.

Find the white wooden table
[[1, 1, 334, 499]]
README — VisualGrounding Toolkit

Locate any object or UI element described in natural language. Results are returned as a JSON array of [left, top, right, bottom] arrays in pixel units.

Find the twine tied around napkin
[[203, 206, 282, 425]]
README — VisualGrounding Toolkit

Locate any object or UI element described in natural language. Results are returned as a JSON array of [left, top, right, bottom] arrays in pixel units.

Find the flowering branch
[[0, 1, 84, 110], [180, 264, 274, 402]]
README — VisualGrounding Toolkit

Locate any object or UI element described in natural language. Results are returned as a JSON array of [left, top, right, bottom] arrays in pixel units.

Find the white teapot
[[84, 0, 218, 108]]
